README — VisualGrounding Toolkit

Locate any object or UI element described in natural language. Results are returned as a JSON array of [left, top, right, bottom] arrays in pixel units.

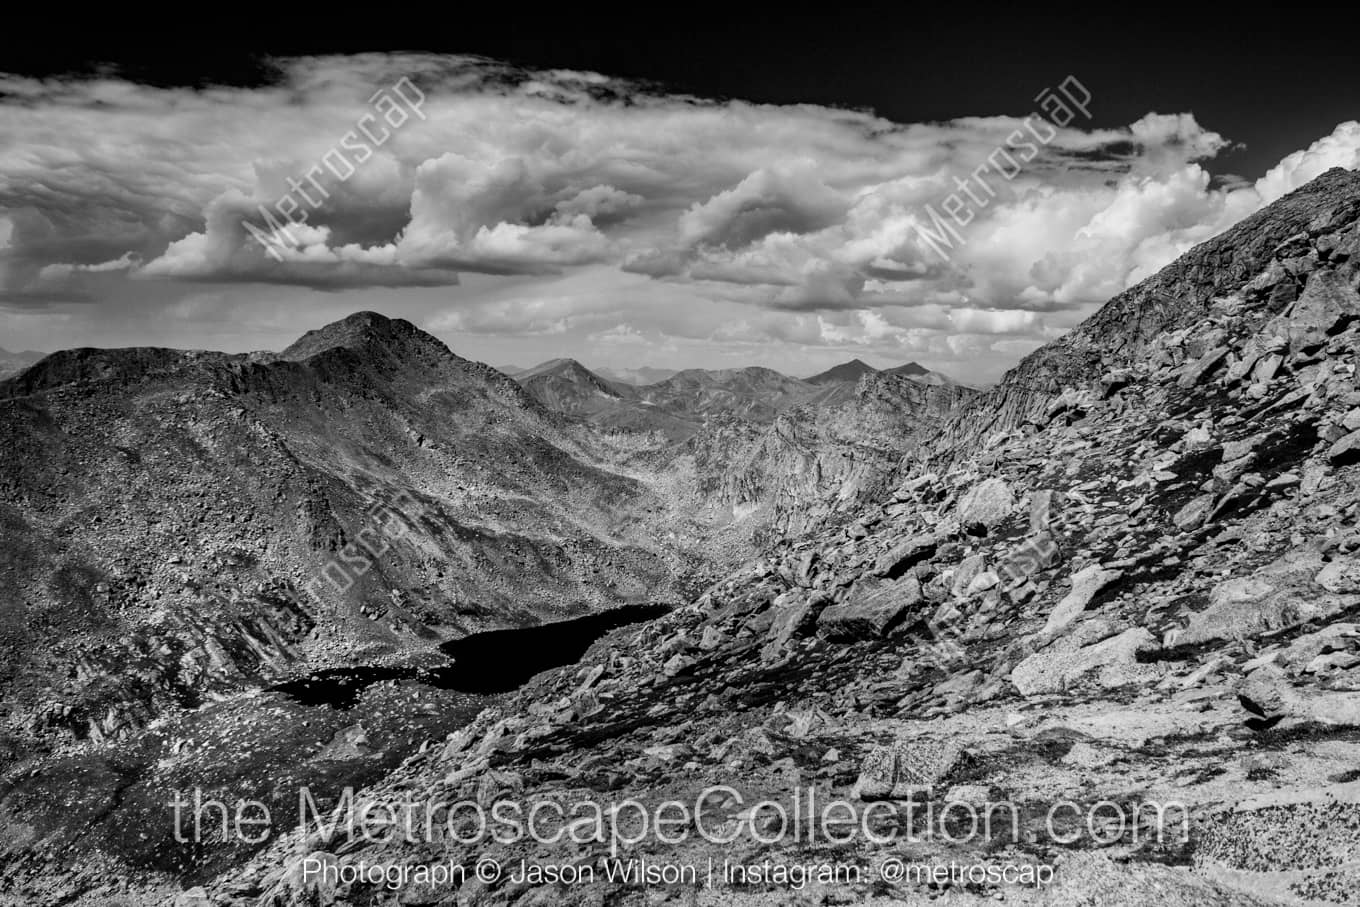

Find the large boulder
[[817, 575, 922, 639], [1329, 429, 1360, 467], [1237, 668, 1360, 728], [1176, 346, 1228, 388], [1317, 558, 1360, 594], [1268, 268, 1360, 351], [1178, 547, 1358, 645], [761, 589, 828, 662], [1043, 564, 1123, 635], [1011, 626, 1162, 697], [851, 738, 964, 800], [873, 533, 937, 578], [956, 477, 1015, 532]]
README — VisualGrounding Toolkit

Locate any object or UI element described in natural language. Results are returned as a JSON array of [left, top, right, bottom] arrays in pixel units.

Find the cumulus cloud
[[1, 53, 1358, 380]]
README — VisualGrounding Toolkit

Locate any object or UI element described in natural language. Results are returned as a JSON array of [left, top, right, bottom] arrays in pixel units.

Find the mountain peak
[[518, 358, 589, 380], [805, 359, 880, 385], [279, 311, 445, 362], [514, 357, 631, 411]]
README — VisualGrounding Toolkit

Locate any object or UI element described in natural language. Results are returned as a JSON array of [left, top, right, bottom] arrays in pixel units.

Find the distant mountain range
[[506, 355, 977, 540], [505, 359, 963, 389], [806, 358, 962, 386], [508, 357, 971, 440]]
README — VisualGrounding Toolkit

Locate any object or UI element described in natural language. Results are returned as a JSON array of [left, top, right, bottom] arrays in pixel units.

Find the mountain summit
[[514, 358, 633, 414], [279, 310, 438, 361], [805, 358, 878, 384]]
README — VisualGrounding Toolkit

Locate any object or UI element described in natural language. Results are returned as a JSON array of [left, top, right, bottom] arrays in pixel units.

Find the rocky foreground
[[5, 166, 1360, 905]]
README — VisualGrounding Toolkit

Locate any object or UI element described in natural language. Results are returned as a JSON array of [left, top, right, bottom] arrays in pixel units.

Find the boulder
[[851, 738, 964, 800], [1238, 669, 1360, 727], [762, 590, 827, 661], [1011, 627, 1162, 696], [995, 531, 1062, 585], [1179, 547, 1356, 645], [873, 533, 937, 578], [1271, 268, 1360, 351], [1173, 494, 1215, 531], [951, 554, 987, 597], [1317, 558, 1360, 594], [1225, 334, 1282, 384], [175, 889, 213, 907], [1252, 352, 1283, 385], [817, 575, 922, 639], [957, 478, 1015, 532], [1098, 369, 1133, 398], [1278, 622, 1359, 673], [1043, 564, 1123, 635], [966, 570, 1000, 594], [1177, 347, 1228, 388], [1329, 429, 1360, 466], [1221, 435, 1261, 462]]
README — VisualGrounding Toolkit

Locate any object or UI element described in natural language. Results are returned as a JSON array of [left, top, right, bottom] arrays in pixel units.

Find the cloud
[[134, 190, 461, 288], [1, 54, 1358, 381], [1255, 120, 1360, 204], [678, 165, 849, 248]]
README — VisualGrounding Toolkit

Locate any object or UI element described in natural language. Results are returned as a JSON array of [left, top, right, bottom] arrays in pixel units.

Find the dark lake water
[[269, 603, 670, 707]]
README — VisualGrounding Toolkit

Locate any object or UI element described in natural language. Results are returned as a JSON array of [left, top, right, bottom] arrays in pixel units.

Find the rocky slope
[[119, 165, 1359, 907], [691, 372, 976, 541]]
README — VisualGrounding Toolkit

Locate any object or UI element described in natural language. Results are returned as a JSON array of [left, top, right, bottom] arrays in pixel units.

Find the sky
[[1, 17, 1357, 385]]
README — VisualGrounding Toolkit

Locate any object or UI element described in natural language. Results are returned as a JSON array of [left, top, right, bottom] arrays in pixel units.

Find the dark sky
[[6, 9, 1355, 180]]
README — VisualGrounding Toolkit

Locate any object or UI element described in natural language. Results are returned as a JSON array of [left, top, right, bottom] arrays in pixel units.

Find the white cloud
[[1, 54, 1358, 380], [1255, 120, 1360, 204]]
